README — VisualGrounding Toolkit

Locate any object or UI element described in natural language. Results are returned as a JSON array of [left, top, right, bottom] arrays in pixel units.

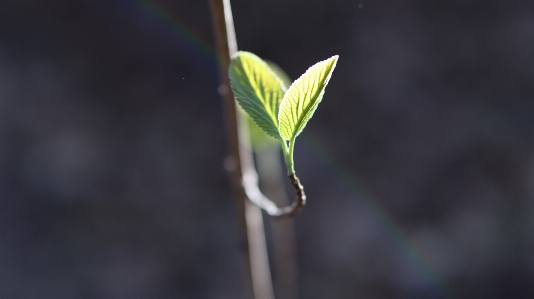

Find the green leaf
[[246, 112, 278, 150], [229, 51, 286, 139], [278, 55, 338, 141]]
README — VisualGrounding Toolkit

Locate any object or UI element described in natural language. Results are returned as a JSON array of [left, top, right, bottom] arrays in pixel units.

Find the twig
[[242, 169, 306, 218], [255, 145, 298, 299], [209, 1, 275, 299]]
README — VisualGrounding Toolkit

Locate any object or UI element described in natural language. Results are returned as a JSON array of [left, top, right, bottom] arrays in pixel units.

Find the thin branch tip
[[283, 172, 307, 218], [241, 171, 306, 218]]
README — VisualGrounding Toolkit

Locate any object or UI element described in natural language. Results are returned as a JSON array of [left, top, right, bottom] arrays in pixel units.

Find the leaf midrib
[[290, 70, 330, 139]]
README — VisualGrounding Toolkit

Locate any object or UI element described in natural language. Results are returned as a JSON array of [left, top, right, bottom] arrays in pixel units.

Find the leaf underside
[[278, 55, 338, 141], [247, 113, 278, 149], [229, 51, 286, 139]]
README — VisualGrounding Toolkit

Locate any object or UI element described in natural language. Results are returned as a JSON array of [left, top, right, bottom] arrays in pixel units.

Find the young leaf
[[246, 112, 278, 150], [229, 51, 286, 139], [278, 55, 338, 141]]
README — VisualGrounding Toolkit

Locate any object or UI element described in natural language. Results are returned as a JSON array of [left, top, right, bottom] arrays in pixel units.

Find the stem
[[240, 137, 305, 218], [279, 137, 296, 175], [209, 1, 275, 299], [280, 139, 290, 169], [279, 139, 306, 217], [287, 138, 296, 175], [256, 145, 298, 299], [285, 173, 307, 217]]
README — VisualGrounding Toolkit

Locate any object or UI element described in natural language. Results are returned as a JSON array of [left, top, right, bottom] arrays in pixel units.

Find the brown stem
[[255, 145, 298, 299], [284, 173, 307, 217], [209, 1, 275, 299], [242, 170, 306, 218]]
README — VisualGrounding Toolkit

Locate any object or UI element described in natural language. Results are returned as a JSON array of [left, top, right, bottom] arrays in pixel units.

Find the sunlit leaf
[[229, 51, 286, 139], [236, 104, 277, 150], [278, 55, 338, 141]]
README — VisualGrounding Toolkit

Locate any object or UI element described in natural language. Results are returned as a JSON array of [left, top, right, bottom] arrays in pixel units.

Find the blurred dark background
[[2, 0, 534, 298]]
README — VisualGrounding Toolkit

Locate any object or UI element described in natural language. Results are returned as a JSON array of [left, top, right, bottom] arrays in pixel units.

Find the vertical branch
[[209, 1, 275, 299], [256, 145, 299, 299]]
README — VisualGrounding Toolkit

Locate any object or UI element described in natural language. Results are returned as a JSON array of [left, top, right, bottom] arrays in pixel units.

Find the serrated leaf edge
[[229, 51, 287, 139], [277, 55, 338, 141]]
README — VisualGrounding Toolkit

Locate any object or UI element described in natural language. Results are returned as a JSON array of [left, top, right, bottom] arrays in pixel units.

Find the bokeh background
[[2, 0, 534, 298]]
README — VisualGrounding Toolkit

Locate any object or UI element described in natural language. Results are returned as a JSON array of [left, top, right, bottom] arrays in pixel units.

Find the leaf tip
[[326, 54, 339, 67]]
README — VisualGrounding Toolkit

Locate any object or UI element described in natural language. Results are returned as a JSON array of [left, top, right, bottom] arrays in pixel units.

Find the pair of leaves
[[229, 51, 338, 142]]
